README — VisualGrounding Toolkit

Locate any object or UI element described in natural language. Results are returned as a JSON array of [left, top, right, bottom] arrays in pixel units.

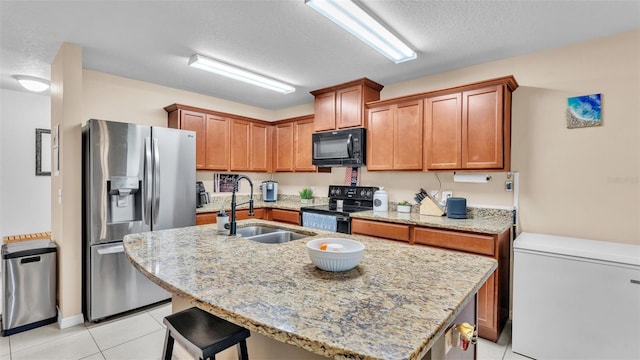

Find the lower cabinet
[[195, 209, 264, 225], [413, 226, 509, 342], [476, 272, 497, 337], [268, 209, 300, 225], [351, 217, 509, 342], [195, 212, 216, 225], [351, 218, 410, 242], [236, 209, 265, 221], [412, 227, 495, 256]]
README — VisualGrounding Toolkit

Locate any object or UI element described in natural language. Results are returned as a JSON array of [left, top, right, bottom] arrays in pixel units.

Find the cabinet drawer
[[271, 209, 300, 225], [195, 213, 216, 225], [236, 208, 264, 220], [351, 219, 410, 242], [199, 209, 265, 224], [413, 227, 495, 256]]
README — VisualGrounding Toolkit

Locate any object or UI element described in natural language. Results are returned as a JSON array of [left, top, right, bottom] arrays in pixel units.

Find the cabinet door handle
[[631, 279, 640, 285]]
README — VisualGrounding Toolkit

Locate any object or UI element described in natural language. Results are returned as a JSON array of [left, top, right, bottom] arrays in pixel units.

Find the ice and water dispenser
[[107, 176, 142, 223]]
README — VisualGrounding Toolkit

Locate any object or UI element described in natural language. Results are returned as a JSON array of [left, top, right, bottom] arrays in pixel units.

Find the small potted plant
[[396, 201, 412, 213], [299, 188, 313, 204]]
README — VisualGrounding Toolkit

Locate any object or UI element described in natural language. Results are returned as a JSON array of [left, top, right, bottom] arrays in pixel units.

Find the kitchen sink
[[236, 226, 282, 237], [236, 225, 310, 244], [246, 231, 308, 244]]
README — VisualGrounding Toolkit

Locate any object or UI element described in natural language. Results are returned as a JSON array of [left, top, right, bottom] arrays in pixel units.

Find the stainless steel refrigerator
[[82, 119, 195, 321]]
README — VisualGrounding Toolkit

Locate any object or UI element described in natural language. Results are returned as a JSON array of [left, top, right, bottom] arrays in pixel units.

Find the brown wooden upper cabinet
[[274, 122, 294, 172], [165, 104, 229, 170], [230, 119, 250, 171], [294, 117, 316, 172], [230, 119, 270, 172], [424, 77, 517, 171], [205, 114, 230, 170], [367, 100, 423, 170], [273, 115, 316, 172], [311, 78, 383, 132], [250, 122, 270, 172]]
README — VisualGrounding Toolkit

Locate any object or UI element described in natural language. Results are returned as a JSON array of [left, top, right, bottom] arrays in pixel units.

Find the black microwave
[[312, 127, 366, 167]]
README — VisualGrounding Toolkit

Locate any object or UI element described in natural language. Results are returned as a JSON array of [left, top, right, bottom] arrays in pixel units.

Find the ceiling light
[[306, 0, 417, 64], [188, 54, 295, 94], [14, 75, 50, 92]]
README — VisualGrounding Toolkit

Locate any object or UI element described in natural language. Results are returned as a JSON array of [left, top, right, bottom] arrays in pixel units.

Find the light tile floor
[[1, 302, 527, 360]]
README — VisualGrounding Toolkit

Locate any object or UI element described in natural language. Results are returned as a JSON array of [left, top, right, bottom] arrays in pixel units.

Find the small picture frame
[[35, 128, 51, 176], [567, 93, 602, 129], [53, 123, 60, 176]]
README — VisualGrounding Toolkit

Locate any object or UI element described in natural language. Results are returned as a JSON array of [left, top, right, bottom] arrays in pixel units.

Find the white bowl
[[306, 238, 365, 272]]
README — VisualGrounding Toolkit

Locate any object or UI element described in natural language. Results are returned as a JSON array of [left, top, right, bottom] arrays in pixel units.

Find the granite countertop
[[196, 197, 315, 213], [198, 196, 512, 235], [124, 219, 497, 360], [351, 209, 513, 235]]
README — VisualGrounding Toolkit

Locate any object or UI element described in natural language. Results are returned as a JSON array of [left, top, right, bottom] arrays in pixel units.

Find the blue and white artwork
[[567, 93, 602, 128]]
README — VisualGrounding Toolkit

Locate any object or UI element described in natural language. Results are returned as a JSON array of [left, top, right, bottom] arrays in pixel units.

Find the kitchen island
[[124, 220, 497, 360]]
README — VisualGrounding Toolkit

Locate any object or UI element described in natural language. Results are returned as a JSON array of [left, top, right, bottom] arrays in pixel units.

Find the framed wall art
[[567, 93, 602, 129]]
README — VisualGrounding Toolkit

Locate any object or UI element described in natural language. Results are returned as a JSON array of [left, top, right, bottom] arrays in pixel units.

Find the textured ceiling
[[1, 0, 639, 110]]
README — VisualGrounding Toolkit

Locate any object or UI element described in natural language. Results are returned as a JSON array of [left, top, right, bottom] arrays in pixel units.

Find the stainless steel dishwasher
[[2, 239, 57, 336]]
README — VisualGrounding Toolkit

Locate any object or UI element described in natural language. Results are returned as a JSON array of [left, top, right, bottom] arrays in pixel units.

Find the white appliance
[[513, 232, 640, 359], [373, 187, 388, 211]]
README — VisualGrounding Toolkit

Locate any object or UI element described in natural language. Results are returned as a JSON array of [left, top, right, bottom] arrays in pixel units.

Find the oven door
[[301, 211, 351, 234]]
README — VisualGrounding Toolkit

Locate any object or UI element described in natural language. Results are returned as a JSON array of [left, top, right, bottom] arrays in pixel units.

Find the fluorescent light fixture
[[14, 75, 50, 92], [188, 54, 295, 94], [306, 0, 417, 63], [453, 173, 492, 183]]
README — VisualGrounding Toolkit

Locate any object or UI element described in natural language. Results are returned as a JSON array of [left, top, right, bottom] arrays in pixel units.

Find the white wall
[[0, 89, 51, 237]]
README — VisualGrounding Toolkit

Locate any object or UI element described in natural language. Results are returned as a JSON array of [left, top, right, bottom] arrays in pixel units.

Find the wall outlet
[[505, 181, 513, 192], [441, 191, 453, 202]]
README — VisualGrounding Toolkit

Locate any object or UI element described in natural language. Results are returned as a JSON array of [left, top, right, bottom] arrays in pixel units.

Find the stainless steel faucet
[[225, 175, 254, 235]]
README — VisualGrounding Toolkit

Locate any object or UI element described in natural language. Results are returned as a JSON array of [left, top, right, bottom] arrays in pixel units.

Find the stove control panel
[[328, 185, 378, 201]]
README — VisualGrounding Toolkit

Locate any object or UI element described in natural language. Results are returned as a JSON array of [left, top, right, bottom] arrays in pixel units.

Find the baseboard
[[57, 310, 84, 329]]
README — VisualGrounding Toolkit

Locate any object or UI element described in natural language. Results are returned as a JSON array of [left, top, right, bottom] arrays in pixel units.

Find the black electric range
[[300, 185, 378, 234]]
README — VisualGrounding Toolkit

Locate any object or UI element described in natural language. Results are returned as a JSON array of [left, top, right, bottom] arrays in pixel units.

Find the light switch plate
[[505, 181, 513, 192]]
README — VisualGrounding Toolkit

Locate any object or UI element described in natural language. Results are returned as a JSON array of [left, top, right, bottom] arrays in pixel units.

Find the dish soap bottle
[[373, 187, 388, 212], [217, 206, 229, 231]]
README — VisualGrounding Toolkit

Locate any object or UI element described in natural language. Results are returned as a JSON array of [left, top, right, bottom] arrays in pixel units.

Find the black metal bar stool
[[162, 307, 250, 360]]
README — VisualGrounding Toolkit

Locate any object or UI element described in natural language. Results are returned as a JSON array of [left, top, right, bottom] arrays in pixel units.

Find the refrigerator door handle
[[153, 138, 160, 225], [144, 136, 152, 225], [96, 244, 125, 255]]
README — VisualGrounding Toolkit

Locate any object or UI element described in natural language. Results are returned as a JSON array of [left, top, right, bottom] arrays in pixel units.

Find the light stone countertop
[[351, 210, 512, 235], [124, 219, 497, 360], [197, 196, 512, 235], [196, 197, 318, 213]]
